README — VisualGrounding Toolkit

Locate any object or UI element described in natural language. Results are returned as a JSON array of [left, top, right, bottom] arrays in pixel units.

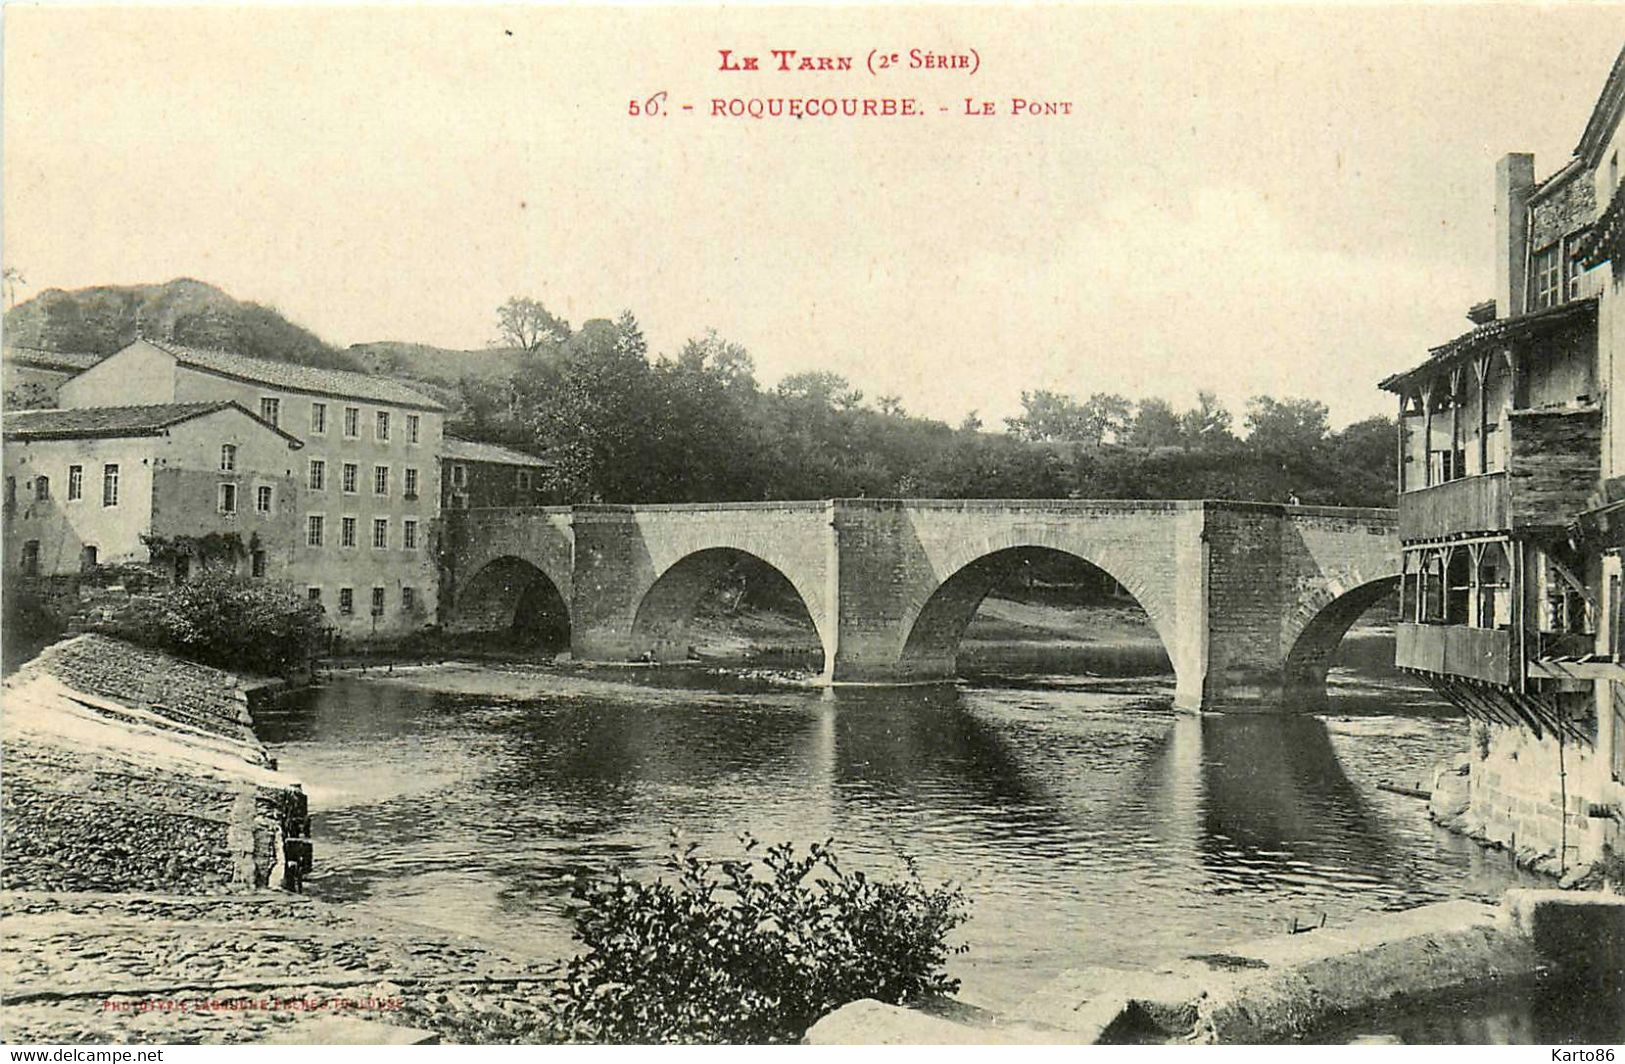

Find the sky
[[5, 5, 1624, 429]]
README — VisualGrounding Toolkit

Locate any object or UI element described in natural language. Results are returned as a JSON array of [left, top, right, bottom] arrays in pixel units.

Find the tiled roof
[[140, 339, 445, 411], [441, 436, 552, 468], [1378, 298, 1599, 393], [4, 401, 301, 446], [3, 346, 103, 372]]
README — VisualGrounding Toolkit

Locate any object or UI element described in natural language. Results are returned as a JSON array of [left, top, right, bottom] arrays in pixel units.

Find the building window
[[66, 465, 82, 502], [406, 414, 420, 444], [102, 464, 119, 507], [5, 476, 14, 508], [174, 554, 190, 583], [339, 587, 354, 615], [1532, 242, 1564, 309], [341, 516, 357, 548], [374, 465, 389, 495], [220, 444, 236, 472], [307, 514, 325, 547], [404, 467, 419, 499], [403, 518, 418, 549], [402, 586, 416, 612], [371, 586, 385, 617], [256, 485, 273, 514], [1567, 241, 1587, 301], [260, 397, 280, 426], [344, 406, 360, 437], [20, 540, 40, 576], [34, 475, 49, 501], [451, 463, 468, 488], [311, 402, 327, 434], [376, 410, 391, 441], [308, 586, 322, 604], [251, 550, 267, 578], [372, 517, 388, 549], [517, 470, 531, 494], [308, 459, 326, 491], [342, 462, 358, 494], [218, 483, 238, 514], [81, 545, 98, 571]]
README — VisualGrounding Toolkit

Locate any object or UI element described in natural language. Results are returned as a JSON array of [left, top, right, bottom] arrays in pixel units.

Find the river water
[[255, 631, 1587, 1037]]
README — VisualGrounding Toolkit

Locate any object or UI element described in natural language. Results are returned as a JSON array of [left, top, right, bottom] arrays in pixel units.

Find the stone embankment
[[1, 634, 309, 893], [806, 890, 1625, 1044]]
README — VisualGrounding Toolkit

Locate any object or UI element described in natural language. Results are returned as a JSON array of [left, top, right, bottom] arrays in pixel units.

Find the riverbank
[[807, 889, 1625, 1044], [0, 890, 561, 1044]]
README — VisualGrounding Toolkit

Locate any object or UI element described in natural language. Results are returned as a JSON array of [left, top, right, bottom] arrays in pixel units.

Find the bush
[[548, 835, 970, 1044], [138, 572, 328, 675]]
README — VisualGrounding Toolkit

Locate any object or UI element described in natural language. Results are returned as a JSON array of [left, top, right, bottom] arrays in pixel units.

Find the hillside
[[347, 341, 554, 386], [2, 278, 357, 371]]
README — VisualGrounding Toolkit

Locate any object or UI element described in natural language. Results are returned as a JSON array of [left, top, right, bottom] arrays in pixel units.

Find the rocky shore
[[1, 891, 563, 1044]]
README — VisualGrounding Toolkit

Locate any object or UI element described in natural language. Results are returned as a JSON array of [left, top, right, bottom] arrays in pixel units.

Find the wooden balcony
[[1399, 472, 1508, 540], [1395, 622, 1514, 686], [1399, 406, 1601, 541]]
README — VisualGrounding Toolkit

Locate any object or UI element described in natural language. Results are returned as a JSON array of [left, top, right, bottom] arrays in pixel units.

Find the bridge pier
[[441, 499, 1399, 712]]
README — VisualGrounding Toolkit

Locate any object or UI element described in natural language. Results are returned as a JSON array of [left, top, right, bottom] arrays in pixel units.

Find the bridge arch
[[630, 547, 831, 669], [449, 555, 572, 646], [896, 540, 1183, 683], [1280, 575, 1402, 708]]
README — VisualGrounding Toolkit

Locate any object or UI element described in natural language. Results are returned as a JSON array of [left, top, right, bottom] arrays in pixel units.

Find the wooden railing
[[1398, 472, 1508, 540], [1395, 622, 1514, 685]]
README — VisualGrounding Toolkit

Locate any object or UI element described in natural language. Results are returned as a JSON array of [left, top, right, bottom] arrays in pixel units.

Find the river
[[254, 627, 1599, 1040]]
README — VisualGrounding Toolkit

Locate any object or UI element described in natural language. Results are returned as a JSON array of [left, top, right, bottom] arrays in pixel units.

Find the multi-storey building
[[2, 402, 302, 578], [55, 338, 446, 637], [1379, 45, 1625, 875]]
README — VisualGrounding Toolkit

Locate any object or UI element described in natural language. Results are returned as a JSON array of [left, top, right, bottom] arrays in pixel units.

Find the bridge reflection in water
[[262, 670, 1514, 1012]]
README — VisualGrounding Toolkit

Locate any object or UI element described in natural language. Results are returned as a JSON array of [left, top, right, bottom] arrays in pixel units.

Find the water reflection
[[258, 668, 1528, 1013]]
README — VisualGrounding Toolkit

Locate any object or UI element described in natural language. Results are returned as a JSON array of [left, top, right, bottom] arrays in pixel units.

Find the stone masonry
[[441, 499, 1399, 711], [1, 635, 310, 893]]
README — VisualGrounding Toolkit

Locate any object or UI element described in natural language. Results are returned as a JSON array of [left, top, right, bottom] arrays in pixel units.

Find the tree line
[[452, 298, 1396, 508]]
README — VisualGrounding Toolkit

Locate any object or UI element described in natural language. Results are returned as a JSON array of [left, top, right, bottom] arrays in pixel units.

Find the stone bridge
[[436, 499, 1399, 711]]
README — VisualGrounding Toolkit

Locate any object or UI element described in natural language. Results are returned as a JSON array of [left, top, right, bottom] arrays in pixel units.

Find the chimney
[[1495, 152, 1535, 319]]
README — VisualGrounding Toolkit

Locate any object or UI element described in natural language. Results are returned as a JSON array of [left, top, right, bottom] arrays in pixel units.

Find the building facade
[[3, 403, 302, 579], [440, 436, 553, 510], [56, 339, 447, 637], [1379, 46, 1625, 876]]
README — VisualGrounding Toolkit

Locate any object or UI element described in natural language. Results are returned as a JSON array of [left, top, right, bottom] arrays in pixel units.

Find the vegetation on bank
[[3, 566, 328, 677], [546, 835, 969, 1044]]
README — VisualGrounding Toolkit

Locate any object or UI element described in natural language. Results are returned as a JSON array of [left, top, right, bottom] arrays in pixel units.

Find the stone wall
[[0, 635, 310, 893], [13, 633, 270, 755], [1442, 718, 1624, 877]]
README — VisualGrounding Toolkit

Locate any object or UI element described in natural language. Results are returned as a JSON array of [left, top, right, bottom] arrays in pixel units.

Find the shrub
[[548, 835, 970, 1044], [137, 572, 329, 675]]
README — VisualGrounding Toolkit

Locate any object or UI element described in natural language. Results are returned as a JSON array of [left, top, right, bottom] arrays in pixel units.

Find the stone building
[[1379, 44, 1625, 876], [2, 402, 302, 579], [54, 338, 447, 636], [440, 436, 552, 510]]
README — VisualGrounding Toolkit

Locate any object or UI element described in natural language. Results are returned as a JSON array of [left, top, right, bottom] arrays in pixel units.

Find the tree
[[777, 371, 863, 411], [958, 410, 984, 433], [877, 394, 905, 417], [496, 296, 571, 354], [1178, 390, 1235, 449], [1245, 395, 1330, 454], [1005, 390, 1130, 445]]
